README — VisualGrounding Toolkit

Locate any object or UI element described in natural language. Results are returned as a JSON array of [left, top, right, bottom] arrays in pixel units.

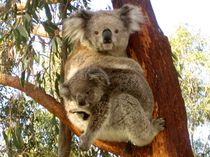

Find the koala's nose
[[78, 100, 86, 106], [102, 29, 112, 43], [76, 95, 86, 106]]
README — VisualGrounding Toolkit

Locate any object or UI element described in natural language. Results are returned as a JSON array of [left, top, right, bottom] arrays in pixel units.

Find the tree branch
[[0, 73, 79, 134], [0, 73, 136, 156], [0, 3, 62, 38], [0, 1, 63, 13], [32, 25, 62, 38], [0, 3, 4, 13]]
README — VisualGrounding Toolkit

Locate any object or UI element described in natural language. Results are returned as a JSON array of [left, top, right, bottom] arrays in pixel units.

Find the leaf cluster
[[169, 26, 210, 157]]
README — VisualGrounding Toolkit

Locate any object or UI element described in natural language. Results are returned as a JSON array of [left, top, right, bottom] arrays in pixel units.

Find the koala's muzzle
[[76, 95, 86, 106], [102, 29, 112, 43]]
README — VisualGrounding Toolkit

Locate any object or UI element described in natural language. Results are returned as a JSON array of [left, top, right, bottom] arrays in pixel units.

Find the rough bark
[[110, 0, 194, 157], [0, 73, 80, 135]]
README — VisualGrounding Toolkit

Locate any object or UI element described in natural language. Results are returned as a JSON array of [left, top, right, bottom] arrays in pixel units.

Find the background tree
[[169, 26, 210, 157], [1, 0, 207, 156]]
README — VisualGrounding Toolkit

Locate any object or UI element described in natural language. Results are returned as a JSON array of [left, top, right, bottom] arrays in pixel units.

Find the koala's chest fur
[[64, 43, 141, 81]]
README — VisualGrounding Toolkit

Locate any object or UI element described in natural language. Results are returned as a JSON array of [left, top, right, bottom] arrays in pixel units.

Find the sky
[[90, 0, 210, 37]]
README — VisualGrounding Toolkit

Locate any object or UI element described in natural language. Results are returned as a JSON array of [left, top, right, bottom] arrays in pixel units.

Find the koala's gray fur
[[63, 4, 145, 57], [60, 4, 162, 153], [61, 66, 154, 118], [61, 4, 147, 133], [60, 66, 164, 151]]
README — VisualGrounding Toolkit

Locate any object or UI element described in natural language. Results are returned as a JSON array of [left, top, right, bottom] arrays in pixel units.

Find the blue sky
[[90, 0, 210, 37]]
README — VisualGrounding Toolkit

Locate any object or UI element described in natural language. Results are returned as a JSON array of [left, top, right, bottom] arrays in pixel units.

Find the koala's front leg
[[151, 117, 165, 134], [79, 116, 99, 151], [79, 100, 109, 151], [129, 117, 165, 147], [79, 130, 95, 151], [117, 93, 165, 147]]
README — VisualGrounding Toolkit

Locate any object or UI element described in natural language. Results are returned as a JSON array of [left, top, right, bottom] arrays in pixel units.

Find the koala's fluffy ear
[[119, 4, 145, 33], [59, 82, 70, 98], [62, 10, 92, 43], [86, 68, 110, 86]]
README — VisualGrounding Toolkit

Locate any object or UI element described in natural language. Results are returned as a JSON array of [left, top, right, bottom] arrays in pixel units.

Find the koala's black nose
[[79, 100, 86, 106], [102, 29, 112, 43], [78, 99, 86, 106], [76, 95, 86, 106]]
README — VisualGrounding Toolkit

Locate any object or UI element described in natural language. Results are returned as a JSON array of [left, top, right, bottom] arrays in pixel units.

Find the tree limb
[[0, 3, 4, 13], [0, 1, 63, 13], [32, 25, 51, 38], [0, 73, 79, 135], [32, 25, 62, 38], [0, 3, 62, 38]]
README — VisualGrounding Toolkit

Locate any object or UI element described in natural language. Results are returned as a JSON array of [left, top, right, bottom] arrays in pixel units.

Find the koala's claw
[[79, 134, 91, 151], [152, 117, 165, 131], [79, 142, 89, 151]]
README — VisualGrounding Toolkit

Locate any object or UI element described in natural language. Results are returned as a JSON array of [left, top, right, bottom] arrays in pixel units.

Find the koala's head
[[60, 67, 110, 106], [63, 4, 145, 56]]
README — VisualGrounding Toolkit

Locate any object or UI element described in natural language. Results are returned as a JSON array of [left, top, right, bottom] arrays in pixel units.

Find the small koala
[[62, 4, 147, 133], [60, 66, 165, 151]]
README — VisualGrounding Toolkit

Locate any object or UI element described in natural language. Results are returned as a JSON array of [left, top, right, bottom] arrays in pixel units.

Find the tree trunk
[[110, 0, 194, 156], [58, 3, 72, 157]]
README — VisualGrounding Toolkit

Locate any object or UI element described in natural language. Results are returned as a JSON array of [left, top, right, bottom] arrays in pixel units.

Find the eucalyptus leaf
[[17, 25, 29, 39], [21, 70, 25, 87]]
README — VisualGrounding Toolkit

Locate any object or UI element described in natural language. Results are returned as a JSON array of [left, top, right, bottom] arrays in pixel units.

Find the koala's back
[[103, 68, 154, 116]]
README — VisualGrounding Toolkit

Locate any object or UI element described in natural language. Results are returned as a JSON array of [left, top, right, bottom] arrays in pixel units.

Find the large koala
[[63, 4, 144, 57], [62, 4, 146, 133], [59, 4, 161, 153]]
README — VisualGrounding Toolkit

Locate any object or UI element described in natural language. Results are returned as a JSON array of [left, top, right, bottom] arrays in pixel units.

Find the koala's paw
[[79, 134, 91, 151], [152, 117, 165, 132]]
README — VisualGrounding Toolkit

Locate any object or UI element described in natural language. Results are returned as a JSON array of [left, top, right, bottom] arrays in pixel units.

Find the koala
[[62, 4, 147, 133], [60, 66, 165, 151], [61, 66, 154, 119], [63, 4, 145, 57]]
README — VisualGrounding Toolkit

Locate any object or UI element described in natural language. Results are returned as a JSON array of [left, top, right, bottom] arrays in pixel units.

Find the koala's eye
[[115, 29, 119, 34], [94, 31, 99, 35], [86, 90, 91, 95]]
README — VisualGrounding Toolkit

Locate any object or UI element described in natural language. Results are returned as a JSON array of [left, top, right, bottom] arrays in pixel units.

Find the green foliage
[[169, 26, 210, 157], [0, 94, 59, 156]]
